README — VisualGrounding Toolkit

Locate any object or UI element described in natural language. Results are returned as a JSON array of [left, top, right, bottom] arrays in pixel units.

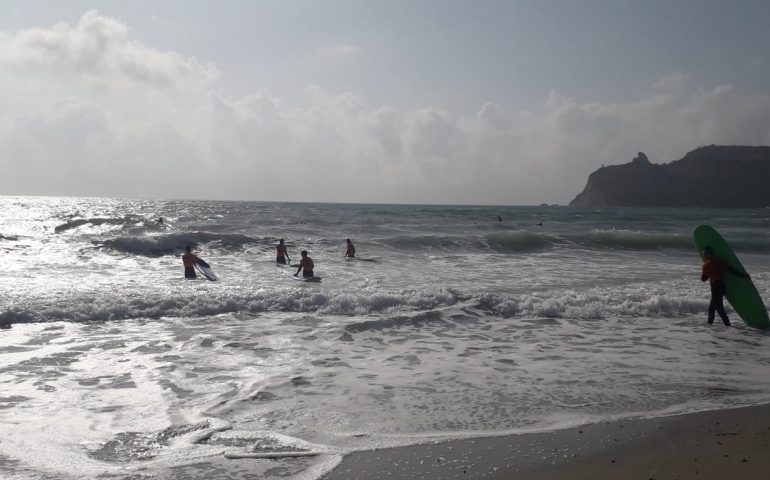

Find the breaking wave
[[374, 229, 770, 254], [374, 234, 476, 251], [485, 231, 556, 252], [572, 229, 694, 251], [54, 216, 150, 233], [95, 232, 265, 256], [0, 285, 710, 327], [0, 287, 466, 325], [476, 289, 707, 319]]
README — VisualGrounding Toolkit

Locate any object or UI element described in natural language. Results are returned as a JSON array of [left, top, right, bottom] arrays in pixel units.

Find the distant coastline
[[570, 145, 770, 208]]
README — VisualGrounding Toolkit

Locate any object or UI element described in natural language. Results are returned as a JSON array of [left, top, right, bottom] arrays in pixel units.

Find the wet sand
[[322, 404, 770, 480]]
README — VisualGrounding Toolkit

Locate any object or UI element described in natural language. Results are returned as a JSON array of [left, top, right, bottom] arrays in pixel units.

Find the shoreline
[[321, 403, 770, 479]]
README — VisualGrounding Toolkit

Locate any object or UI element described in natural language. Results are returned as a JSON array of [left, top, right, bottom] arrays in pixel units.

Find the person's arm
[[294, 260, 302, 276], [194, 255, 212, 268], [701, 264, 708, 282]]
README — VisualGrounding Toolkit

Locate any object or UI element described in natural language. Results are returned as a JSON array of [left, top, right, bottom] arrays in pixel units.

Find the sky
[[1, 0, 770, 205]]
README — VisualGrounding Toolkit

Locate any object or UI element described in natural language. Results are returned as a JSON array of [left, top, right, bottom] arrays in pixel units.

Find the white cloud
[[3, 76, 770, 204], [150, 14, 183, 31], [477, 102, 513, 130], [317, 43, 360, 59], [405, 108, 464, 160], [652, 72, 687, 93], [0, 10, 218, 88]]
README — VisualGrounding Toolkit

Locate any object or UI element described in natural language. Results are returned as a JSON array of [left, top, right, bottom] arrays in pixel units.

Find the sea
[[1, 196, 769, 479]]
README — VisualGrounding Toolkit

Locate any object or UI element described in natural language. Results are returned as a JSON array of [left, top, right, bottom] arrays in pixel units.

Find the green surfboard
[[693, 225, 769, 329]]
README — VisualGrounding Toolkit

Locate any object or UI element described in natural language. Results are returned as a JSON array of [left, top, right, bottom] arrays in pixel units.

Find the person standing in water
[[276, 239, 290, 265], [345, 238, 356, 258], [294, 250, 314, 278], [182, 245, 201, 279], [700, 246, 749, 326]]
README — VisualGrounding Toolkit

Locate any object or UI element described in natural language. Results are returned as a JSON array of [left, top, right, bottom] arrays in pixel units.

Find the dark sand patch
[[322, 404, 770, 480]]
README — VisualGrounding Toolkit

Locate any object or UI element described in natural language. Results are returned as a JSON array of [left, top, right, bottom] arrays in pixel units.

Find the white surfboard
[[293, 275, 321, 283], [345, 257, 379, 262], [195, 259, 218, 281]]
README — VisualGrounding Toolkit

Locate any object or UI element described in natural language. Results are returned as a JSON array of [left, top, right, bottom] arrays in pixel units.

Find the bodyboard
[[195, 259, 218, 281]]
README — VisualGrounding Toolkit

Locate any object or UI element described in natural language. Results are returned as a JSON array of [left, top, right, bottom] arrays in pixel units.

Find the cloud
[[0, 10, 218, 88], [317, 43, 361, 59], [150, 14, 183, 31], [183, 82, 770, 203], [3, 77, 770, 204], [476, 102, 515, 133], [367, 106, 403, 158], [0, 99, 207, 197], [405, 108, 464, 160], [652, 72, 687, 93]]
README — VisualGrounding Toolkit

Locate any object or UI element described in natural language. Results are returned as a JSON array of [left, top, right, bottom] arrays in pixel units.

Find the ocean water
[[2, 196, 770, 479]]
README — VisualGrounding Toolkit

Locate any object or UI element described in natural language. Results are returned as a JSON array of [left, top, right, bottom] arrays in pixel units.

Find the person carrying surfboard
[[276, 239, 290, 265], [345, 238, 356, 258], [294, 250, 314, 278], [701, 246, 749, 326], [182, 245, 201, 279]]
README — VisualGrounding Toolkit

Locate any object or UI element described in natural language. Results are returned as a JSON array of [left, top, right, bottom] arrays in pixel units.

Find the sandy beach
[[322, 404, 770, 480]]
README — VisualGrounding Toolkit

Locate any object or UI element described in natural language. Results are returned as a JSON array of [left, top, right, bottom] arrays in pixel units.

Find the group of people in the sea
[[275, 238, 316, 278], [182, 234, 747, 327], [182, 238, 357, 280]]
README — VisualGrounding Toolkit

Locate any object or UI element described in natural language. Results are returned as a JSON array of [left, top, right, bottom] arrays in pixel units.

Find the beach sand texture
[[323, 404, 770, 480]]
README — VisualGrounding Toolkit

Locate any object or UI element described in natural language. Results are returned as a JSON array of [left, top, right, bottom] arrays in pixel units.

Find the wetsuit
[[346, 243, 356, 258], [702, 257, 730, 326]]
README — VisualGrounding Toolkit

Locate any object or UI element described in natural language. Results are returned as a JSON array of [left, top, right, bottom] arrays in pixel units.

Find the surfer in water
[[276, 239, 290, 265], [294, 250, 314, 278], [700, 246, 749, 326], [182, 245, 201, 279], [345, 238, 356, 258]]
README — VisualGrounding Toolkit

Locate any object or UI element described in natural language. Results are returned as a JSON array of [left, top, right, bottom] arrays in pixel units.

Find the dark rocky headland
[[570, 145, 770, 208]]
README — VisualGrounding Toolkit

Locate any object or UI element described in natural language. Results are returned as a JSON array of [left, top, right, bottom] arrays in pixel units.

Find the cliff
[[569, 146, 770, 208]]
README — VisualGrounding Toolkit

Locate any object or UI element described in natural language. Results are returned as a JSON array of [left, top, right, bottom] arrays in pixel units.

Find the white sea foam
[[0, 281, 722, 325]]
